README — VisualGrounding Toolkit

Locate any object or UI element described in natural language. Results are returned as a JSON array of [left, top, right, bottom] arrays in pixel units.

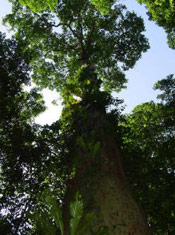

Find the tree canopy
[[4, 0, 149, 94], [1, 0, 175, 234], [16, 0, 175, 48]]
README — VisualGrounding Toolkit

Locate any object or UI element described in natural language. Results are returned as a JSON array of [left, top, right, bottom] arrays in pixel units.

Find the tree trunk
[[63, 102, 150, 235]]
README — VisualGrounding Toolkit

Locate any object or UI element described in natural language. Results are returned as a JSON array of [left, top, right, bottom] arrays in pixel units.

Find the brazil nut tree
[[2, 0, 151, 234]]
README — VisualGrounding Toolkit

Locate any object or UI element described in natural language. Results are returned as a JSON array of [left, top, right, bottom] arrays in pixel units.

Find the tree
[[120, 75, 175, 234], [0, 32, 64, 234], [137, 0, 175, 48], [2, 0, 152, 234]]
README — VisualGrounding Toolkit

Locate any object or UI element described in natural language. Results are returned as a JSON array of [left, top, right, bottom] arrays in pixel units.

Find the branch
[[65, 22, 84, 52], [49, 22, 63, 28]]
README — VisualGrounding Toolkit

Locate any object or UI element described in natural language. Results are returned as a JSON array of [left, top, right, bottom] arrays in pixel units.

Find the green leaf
[[93, 141, 101, 157], [77, 136, 87, 151], [171, 211, 175, 217], [70, 192, 83, 235]]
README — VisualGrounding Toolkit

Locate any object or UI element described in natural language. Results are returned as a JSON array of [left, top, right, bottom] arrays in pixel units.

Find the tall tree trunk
[[63, 101, 150, 234]]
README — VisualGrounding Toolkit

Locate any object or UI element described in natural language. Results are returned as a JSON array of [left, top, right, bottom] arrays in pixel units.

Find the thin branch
[[65, 22, 84, 51], [49, 22, 63, 28]]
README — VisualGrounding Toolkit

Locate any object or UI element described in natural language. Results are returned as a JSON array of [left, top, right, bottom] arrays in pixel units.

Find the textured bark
[[63, 104, 150, 235]]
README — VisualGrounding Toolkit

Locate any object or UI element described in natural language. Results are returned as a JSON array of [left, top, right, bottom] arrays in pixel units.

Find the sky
[[0, 0, 175, 125], [119, 0, 175, 111]]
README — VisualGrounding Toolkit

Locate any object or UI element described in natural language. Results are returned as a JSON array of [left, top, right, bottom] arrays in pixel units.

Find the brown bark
[[63, 104, 150, 235]]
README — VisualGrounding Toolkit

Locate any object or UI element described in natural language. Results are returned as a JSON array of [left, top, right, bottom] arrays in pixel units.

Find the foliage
[[17, 0, 114, 14], [154, 74, 175, 104], [18, 0, 58, 12], [0, 32, 71, 233], [120, 75, 175, 234], [70, 193, 83, 235], [28, 190, 84, 235], [91, 0, 115, 14], [4, 0, 149, 94], [137, 0, 175, 48], [0, 216, 13, 234]]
